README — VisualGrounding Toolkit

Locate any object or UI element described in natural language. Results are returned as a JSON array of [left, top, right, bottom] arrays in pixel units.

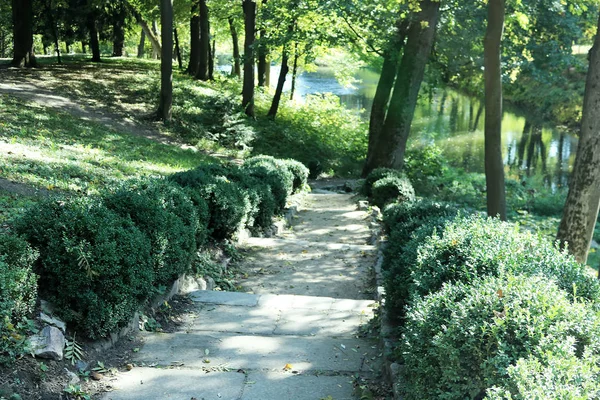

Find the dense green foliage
[[400, 275, 600, 399], [102, 178, 200, 286], [371, 175, 415, 209], [15, 197, 154, 339], [242, 156, 295, 212]]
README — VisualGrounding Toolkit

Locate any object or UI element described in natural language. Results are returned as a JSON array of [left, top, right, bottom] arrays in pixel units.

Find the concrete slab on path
[[102, 368, 245, 400], [241, 371, 355, 400], [135, 331, 378, 372]]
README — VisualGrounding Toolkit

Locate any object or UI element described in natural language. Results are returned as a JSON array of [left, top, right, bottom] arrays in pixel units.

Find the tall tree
[[11, 0, 37, 67], [111, 2, 127, 56], [157, 0, 173, 121], [483, 0, 507, 220], [86, 12, 101, 62], [196, 0, 210, 80], [557, 14, 600, 265], [267, 22, 294, 118], [228, 16, 241, 77], [188, 1, 200, 75], [257, 0, 268, 87], [242, 0, 256, 117], [362, 0, 440, 175]]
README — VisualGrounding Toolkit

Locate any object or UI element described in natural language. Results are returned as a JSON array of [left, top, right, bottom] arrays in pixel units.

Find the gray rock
[[357, 200, 370, 210], [39, 312, 66, 333], [40, 299, 55, 315], [75, 360, 89, 372], [64, 368, 80, 385], [179, 275, 201, 294], [28, 326, 65, 360]]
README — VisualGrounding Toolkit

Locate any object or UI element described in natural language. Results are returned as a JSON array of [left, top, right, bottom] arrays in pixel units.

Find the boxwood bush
[[242, 157, 294, 213], [362, 168, 399, 197], [15, 197, 154, 338], [102, 178, 200, 286], [399, 275, 600, 400], [485, 341, 600, 399], [171, 167, 251, 240], [0, 234, 38, 322], [410, 214, 600, 304], [281, 159, 309, 193], [371, 175, 415, 209]]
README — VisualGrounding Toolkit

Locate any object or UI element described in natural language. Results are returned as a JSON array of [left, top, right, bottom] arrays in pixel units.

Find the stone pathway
[[102, 190, 379, 400]]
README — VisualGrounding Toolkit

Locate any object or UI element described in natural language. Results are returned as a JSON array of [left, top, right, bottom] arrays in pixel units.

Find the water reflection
[[409, 89, 577, 188]]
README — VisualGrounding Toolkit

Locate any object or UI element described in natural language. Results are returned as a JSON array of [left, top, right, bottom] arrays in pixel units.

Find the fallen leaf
[[203, 359, 211, 364], [126, 364, 133, 371], [284, 363, 293, 371], [90, 371, 103, 381]]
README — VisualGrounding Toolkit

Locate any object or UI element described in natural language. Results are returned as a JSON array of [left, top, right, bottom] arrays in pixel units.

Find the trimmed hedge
[[411, 215, 600, 304], [15, 197, 154, 339], [371, 175, 415, 208], [0, 234, 38, 322], [282, 159, 309, 193], [362, 168, 399, 197], [242, 157, 294, 213], [399, 275, 600, 400], [102, 178, 200, 286]]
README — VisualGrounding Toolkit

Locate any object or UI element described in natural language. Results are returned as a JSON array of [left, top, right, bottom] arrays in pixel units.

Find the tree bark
[[209, 39, 215, 79], [228, 16, 241, 77], [157, 0, 173, 122], [484, 0, 507, 220], [362, 19, 409, 177], [290, 42, 299, 100], [152, 21, 160, 59], [257, 1, 268, 88], [362, 0, 440, 175], [265, 57, 271, 86], [557, 15, 600, 265], [174, 27, 183, 69], [87, 14, 101, 62], [138, 29, 146, 57], [112, 3, 126, 56], [196, 0, 210, 80], [188, 2, 200, 75], [45, 0, 62, 64], [11, 0, 37, 67], [242, 0, 256, 117], [267, 44, 289, 119]]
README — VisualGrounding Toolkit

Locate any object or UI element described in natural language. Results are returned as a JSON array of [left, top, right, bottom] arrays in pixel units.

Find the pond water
[[279, 66, 578, 187]]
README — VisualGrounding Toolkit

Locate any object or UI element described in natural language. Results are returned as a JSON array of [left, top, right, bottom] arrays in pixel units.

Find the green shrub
[[0, 234, 38, 322], [371, 175, 415, 208], [383, 216, 460, 323], [404, 144, 448, 195], [363, 168, 399, 197], [102, 178, 200, 286], [485, 341, 600, 399], [281, 159, 309, 193], [399, 275, 600, 400], [15, 197, 154, 338], [171, 167, 252, 240], [411, 214, 600, 304], [243, 156, 294, 212]]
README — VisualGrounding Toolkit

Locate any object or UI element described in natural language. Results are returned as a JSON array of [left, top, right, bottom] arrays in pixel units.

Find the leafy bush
[[399, 275, 600, 400], [102, 178, 200, 286], [404, 144, 448, 195], [15, 197, 154, 338], [382, 206, 460, 323], [411, 215, 600, 304], [363, 168, 399, 197], [0, 234, 38, 322], [371, 175, 415, 208], [243, 156, 294, 212], [281, 159, 309, 193], [485, 341, 600, 399], [171, 166, 252, 240]]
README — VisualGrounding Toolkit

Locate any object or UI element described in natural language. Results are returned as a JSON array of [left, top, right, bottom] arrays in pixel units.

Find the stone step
[[133, 331, 379, 373], [243, 237, 376, 252], [103, 368, 356, 400]]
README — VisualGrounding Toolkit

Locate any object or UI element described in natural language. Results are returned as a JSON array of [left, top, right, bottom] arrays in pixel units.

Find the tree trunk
[[112, 4, 126, 56], [138, 29, 146, 57], [265, 57, 271, 86], [242, 0, 256, 117], [557, 15, 600, 265], [46, 0, 62, 64], [362, 0, 440, 175], [484, 0, 507, 220], [228, 16, 241, 77], [473, 101, 484, 130], [196, 0, 210, 80], [87, 14, 101, 62], [11, 0, 37, 67], [209, 39, 215, 79], [290, 42, 299, 100], [174, 27, 183, 69], [152, 21, 160, 59], [362, 19, 409, 177], [267, 45, 289, 119], [189, 2, 200, 75], [157, 0, 173, 121], [81, 41, 87, 54]]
